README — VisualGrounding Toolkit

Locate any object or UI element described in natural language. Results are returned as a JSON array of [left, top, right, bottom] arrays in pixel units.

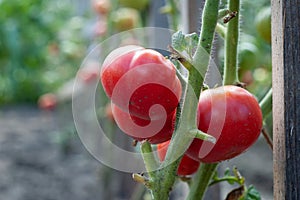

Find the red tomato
[[157, 140, 200, 176], [111, 103, 176, 144], [38, 93, 57, 111], [186, 86, 263, 163], [92, 0, 111, 15], [101, 46, 182, 120]]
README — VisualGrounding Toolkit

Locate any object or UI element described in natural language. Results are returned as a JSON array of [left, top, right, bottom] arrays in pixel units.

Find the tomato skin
[[186, 86, 263, 163], [38, 93, 57, 111], [101, 46, 182, 120], [92, 0, 111, 15], [157, 140, 200, 176], [111, 103, 176, 144]]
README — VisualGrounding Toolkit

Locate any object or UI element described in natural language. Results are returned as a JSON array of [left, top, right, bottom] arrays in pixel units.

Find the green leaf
[[185, 32, 199, 50], [171, 31, 199, 58], [172, 31, 186, 52], [243, 185, 261, 200]]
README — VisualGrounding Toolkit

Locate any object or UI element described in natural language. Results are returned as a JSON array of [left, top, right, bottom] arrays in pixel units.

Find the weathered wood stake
[[272, 0, 300, 199]]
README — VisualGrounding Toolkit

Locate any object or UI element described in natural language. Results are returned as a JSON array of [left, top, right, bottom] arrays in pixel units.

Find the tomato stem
[[148, 0, 220, 199], [140, 141, 159, 179], [186, 163, 218, 200], [259, 88, 272, 119], [189, 129, 216, 143], [223, 0, 240, 85], [259, 88, 273, 150], [261, 127, 273, 150]]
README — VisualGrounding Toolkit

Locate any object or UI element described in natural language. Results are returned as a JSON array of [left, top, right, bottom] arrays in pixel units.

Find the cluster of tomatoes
[[101, 45, 263, 176]]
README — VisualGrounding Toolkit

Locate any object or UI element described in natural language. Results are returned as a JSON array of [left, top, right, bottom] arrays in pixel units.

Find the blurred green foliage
[[0, 0, 88, 105]]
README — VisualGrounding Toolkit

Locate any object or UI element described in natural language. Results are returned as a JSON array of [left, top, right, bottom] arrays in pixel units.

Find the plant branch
[[262, 127, 273, 150], [259, 88, 273, 150], [223, 0, 240, 85], [259, 88, 272, 119], [148, 0, 220, 199], [140, 141, 159, 180], [187, 163, 218, 200]]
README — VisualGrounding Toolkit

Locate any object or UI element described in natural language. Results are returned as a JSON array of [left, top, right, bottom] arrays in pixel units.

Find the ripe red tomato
[[157, 140, 200, 176], [101, 46, 182, 120], [186, 86, 262, 163], [38, 93, 57, 111], [92, 0, 111, 15], [111, 103, 176, 144]]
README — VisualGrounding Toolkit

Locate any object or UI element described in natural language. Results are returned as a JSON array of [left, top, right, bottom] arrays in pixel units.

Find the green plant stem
[[209, 176, 242, 186], [192, 0, 220, 87], [151, 83, 199, 200], [259, 88, 273, 150], [259, 88, 272, 119], [223, 0, 240, 85], [141, 141, 159, 180], [147, 0, 220, 199], [189, 129, 216, 143], [187, 163, 218, 200]]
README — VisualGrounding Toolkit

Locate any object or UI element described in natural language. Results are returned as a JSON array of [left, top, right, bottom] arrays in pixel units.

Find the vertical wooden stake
[[272, 0, 300, 199]]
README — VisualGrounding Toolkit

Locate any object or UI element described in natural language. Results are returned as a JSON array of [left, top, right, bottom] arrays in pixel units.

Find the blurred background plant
[[0, 0, 89, 105]]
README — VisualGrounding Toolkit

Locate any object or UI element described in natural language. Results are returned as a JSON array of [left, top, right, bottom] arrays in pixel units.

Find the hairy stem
[[141, 141, 159, 180], [223, 0, 240, 85], [148, 0, 220, 199]]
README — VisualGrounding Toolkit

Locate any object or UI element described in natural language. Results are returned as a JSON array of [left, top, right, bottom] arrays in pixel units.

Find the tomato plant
[[111, 103, 176, 144], [157, 140, 200, 176], [100, 46, 182, 120], [186, 86, 263, 163], [93, 0, 271, 199]]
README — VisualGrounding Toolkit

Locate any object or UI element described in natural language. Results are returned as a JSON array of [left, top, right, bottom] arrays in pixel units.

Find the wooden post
[[272, 0, 300, 199]]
